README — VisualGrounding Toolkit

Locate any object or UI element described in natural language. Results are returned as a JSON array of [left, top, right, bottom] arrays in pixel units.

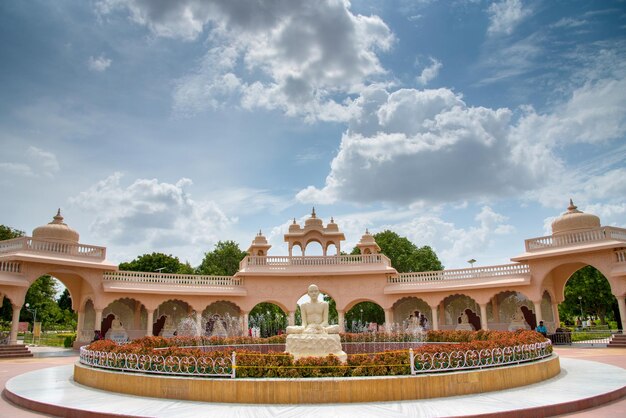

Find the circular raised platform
[[3, 356, 626, 417], [72, 355, 560, 404]]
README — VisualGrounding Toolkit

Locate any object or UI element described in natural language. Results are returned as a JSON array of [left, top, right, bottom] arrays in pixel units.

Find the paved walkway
[[0, 346, 624, 418]]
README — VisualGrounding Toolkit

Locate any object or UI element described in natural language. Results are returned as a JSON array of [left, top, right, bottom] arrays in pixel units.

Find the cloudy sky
[[1, 0, 625, 270]]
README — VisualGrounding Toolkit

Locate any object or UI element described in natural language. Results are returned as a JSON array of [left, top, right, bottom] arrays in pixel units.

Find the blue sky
[[1, 0, 625, 269]]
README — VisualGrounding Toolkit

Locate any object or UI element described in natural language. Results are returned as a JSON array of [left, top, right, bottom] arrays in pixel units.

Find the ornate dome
[[359, 229, 376, 244], [32, 209, 80, 243], [551, 199, 601, 236], [304, 207, 323, 229], [326, 217, 339, 231], [288, 218, 301, 232], [252, 230, 269, 245]]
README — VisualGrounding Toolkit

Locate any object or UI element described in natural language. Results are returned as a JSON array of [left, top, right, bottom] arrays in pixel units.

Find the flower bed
[[82, 330, 551, 378]]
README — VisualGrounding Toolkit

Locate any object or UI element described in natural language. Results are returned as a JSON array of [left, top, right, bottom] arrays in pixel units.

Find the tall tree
[[559, 266, 617, 325], [0, 225, 24, 240], [352, 230, 443, 272], [197, 241, 247, 276], [119, 252, 190, 274], [22, 275, 62, 326]]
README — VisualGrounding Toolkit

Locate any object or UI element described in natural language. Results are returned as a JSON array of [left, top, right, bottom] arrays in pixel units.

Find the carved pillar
[[337, 310, 345, 333], [9, 304, 21, 344], [479, 303, 488, 330], [384, 309, 392, 332], [196, 311, 203, 337], [134, 301, 142, 330], [439, 302, 445, 326], [288, 311, 295, 326], [75, 310, 84, 341], [430, 305, 439, 331], [617, 296, 626, 332], [552, 303, 561, 329], [533, 300, 543, 326], [95, 309, 103, 332], [146, 309, 154, 336]]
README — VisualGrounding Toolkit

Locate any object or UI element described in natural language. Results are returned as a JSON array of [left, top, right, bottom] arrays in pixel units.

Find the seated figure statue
[[285, 284, 346, 362], [286, 284, 339, 334]]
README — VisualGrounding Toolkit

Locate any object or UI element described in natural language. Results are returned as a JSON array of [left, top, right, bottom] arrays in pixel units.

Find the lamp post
[[467, 259, 476, 268], [578, 296, 583, 319], [25, 303, 37, 343]]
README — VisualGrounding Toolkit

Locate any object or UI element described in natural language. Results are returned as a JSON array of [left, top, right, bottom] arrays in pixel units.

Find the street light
[[578, 296, 583, 319], [25, 303, 37, 343], [467, 259, 476, 268]]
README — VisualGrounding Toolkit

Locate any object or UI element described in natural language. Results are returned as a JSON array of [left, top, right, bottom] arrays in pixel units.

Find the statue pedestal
[[508, 321, 530, 331], [286, 334, 347, 363], [105, 329, 129, 344], [455, 323, 475, 331]]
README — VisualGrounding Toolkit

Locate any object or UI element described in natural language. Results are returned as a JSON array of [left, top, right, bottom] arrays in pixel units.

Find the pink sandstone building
[[0, 201, 625, 347]]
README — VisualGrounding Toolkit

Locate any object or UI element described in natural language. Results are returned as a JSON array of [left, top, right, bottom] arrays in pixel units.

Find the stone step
[[0, 352, 33, 358], [0, 344, 33, 358]]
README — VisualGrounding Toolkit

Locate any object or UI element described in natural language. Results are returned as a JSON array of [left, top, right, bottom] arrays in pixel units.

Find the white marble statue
[[456, 310, 475, 331], [286, 284, 339, 334], [285, 284, 346, 362], [508, 307, 530, 331], [105, 316, 129, 343]]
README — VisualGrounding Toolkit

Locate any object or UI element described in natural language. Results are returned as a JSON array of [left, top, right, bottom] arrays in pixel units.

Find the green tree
[[197, 241, 247, 276], [559, 266, 617, 325], [22, 275, 63, 327], [58, 288, 72, 311], [352, 230, 443, 272], [0, 225, 24, 240], [119, 252, 191, 274], [345, 301, 385, 330]]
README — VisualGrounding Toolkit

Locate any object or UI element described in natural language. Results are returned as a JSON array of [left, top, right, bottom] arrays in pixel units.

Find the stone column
[[617, 296, 626, 332], [9, 304, 21, 344], [439, 303, 445, 326], [337, 310, 345, 333], [134, 301, 142, 331], [146, 309, 154, 337], [384, 309, 392, 333], [533, 300, 543, 326], [430, 305, 439, 331], [75, 310, 84, 341], [288, 311, 295, 326], [552, 303, 561, 330], [195, 311, 203, 337], [479, 303, 488, 331], [95, 309, 103, 332]]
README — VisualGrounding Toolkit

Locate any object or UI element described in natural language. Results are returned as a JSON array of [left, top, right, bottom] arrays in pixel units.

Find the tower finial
[[365, 228, 369, 234], [311, 207, 316, 218], [52, 208, 64, 224], [568, 198, 577, 211], [293, 217, 296, 224]]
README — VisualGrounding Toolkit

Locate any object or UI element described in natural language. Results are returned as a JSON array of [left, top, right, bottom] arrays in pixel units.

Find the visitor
[[536, 321, 547, 337]]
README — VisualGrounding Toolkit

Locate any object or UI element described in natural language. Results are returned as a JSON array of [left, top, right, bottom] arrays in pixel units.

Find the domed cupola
[[304, 207, 323, 229], [247, 230, 272, 256], [32, 209, 80, 243], [326, 217, 339, 232], [551, 199, 601, 236], [356, 229, 380, 254]]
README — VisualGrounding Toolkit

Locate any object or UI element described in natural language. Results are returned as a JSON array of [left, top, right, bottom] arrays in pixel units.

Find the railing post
[[231, 351, 237, 378], [409, 348, 415, 375]]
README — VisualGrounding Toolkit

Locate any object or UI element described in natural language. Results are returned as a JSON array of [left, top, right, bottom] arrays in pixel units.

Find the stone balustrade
[[388, 263, 530, 284], [524, 226, 626, 252], [616, 249, 626, 263], [240, 254, 391, 270], [103, 271, 242, 286], [0, 261, 22, 274], [0, 237, 106, 260]]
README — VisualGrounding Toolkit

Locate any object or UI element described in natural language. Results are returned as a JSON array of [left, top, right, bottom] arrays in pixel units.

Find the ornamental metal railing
[[389, 263, 530, 284], [524, 226, 626, 252], [79, 346, 236, 378], [549, 330, 618, 346], [409, 341, 552, 374], [103, 271, 242, 286], [0, 236, 106, 260]]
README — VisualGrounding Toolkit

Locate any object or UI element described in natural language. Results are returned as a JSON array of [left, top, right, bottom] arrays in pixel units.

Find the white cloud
[[98, 0, 394, 121], [417, 57, 442, 85], [87, 54, 112, 72], [297, 86, 531, 204], [0, 146, 60, 178], [487, 0, 531, 36], [70, 173, 234, 259]]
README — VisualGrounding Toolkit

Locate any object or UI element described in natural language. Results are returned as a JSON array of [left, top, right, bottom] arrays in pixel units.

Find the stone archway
[[441, 294, 481, 330]]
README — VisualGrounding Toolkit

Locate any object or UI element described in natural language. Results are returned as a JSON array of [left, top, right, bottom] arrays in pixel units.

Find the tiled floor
[[2, 347, 625, 418]]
